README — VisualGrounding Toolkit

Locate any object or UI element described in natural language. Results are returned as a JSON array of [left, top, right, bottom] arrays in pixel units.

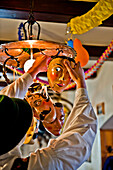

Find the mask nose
[[55, 119, 62, 129], [59, 73, 65, 81], [41, 85, 48, 99]]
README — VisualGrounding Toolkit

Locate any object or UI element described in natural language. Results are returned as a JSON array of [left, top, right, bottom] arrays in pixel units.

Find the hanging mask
[[24, 117, 37, 144], [47, 56, 75, 93], [43, 102, 65, 136], [26, 86, 56, 123]]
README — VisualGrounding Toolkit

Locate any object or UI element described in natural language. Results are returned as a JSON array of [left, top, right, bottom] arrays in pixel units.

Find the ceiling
[[0, 0, 113, 59], [0, 0, 113, 87]]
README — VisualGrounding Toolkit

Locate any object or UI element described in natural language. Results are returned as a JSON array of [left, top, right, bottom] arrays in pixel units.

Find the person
[[22, 84, 64, 147], [20, 102, 65, 156], [25, 84, 65, 137], [24, 102, 65, 144], [0, 55, 97, 170], [21, 101, 65, 156]]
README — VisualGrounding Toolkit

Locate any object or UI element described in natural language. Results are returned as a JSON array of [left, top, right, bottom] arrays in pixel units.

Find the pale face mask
[[43, 102, 65, 136]]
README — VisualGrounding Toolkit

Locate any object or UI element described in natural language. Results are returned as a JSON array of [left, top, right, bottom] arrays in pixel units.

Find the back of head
[[0, 95, 33, 155]]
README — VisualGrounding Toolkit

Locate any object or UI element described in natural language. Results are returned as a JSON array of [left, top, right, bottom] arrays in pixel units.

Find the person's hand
[[27, 55, 51, 79], [63, 60, 86, 89]]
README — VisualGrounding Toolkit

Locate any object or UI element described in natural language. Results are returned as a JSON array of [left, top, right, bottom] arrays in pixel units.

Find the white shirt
[[0, 73, 97, 170]]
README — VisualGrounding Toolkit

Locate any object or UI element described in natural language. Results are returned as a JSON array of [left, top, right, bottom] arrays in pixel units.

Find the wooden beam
[[0, 9, 72, 23], [0, 0, 112, 26], [83, 45, 113, 59], [0, 0, 97, 15]]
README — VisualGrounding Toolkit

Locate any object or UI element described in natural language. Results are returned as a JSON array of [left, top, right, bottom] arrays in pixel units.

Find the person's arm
[[28, 61, 97, 170], [0, 55, 51, 98]]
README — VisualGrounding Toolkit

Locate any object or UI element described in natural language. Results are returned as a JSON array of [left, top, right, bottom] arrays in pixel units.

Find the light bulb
[[24, 59, 35, 72]]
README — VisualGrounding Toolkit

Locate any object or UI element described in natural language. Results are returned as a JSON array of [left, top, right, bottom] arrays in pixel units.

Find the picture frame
[[96, 102, 105, 115]]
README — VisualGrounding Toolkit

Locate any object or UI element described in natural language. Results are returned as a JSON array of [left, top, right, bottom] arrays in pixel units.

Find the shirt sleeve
[[28, 88, 97, 170], [0, 73, 33, 99]]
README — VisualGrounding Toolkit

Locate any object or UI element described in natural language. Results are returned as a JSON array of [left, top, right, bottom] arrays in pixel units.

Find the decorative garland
[[85, 40, 113, 79], [67, 0, 113, 34], [6, 40, 113, 90]]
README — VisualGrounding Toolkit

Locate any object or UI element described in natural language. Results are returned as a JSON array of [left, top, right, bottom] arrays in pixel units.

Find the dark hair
[[40, 107, 51, 121], [51, 55, 75, 63], [54, 102, 63, 107], [0, 95, 33, 155]]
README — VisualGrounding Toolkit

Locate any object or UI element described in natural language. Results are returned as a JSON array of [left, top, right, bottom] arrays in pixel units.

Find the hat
[[0, 95, 33, 155]]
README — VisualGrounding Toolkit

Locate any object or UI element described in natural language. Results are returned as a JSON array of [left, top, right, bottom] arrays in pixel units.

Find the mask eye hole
[[56, 67, 61, 72], [60, 115, 65, 121], [34, 100, 41, 106], [54, 67, 63, 76], [30, 96, 34, 100]]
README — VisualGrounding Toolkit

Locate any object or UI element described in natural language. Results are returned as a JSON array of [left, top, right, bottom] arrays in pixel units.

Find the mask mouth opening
[[56, 84, 63, 87]]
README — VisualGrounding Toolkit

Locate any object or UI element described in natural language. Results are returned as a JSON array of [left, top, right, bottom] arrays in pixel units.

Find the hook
[[23, 1, 41, 40], [2, 57, 20, 84]]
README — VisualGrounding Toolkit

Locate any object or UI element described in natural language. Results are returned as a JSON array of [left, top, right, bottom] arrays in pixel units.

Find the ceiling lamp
[[21, 0, 41, 41], [0, 0, 63, 83], [0, 40, 71, 84], [20, 0, 40, 72], [0, 0, 74, 84]]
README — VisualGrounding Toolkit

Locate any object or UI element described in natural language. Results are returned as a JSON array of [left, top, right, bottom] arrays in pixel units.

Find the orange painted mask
[[47, 56, 75, 93], [26, 91, 56, 123]]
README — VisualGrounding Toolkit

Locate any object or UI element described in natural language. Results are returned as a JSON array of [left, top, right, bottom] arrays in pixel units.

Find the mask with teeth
[[25, 86, 56, 123]]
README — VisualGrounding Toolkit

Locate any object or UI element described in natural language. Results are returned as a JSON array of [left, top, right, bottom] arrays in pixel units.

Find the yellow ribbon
[[67, 0, 113, 34]]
